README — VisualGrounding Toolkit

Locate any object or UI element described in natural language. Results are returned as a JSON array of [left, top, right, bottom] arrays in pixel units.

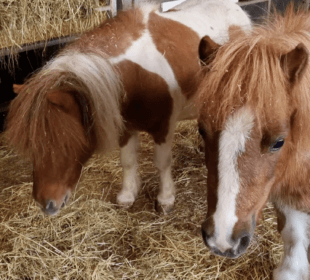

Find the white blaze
[[210, 106, 254, 252]]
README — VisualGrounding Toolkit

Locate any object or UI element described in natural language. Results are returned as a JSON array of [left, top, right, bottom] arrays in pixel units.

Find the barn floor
[[0, 120, 282, 279]]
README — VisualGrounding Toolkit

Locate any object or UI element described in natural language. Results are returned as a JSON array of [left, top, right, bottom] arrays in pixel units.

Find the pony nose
[[201, 221, 251, 258], [219, 234, 250, 258], [235, 233, 251, 255], [39, 192, 70, 215], [45, 200, 59, 216]]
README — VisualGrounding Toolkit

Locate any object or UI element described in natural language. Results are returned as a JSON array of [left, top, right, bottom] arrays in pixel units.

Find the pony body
[[6, 0, 251, 215], [198, 6, 310, 280]]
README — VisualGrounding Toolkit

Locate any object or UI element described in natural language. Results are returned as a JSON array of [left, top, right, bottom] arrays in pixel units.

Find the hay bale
[[0, 0, 107, 51], [0, 121, 283, 279]]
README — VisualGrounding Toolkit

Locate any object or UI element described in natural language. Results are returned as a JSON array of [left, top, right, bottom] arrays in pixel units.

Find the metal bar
[[122, 0, 133, 10], [267, 0, 271, 13], [238, 0, 269, 7], [96, 0, 117, 16], [110, 0, 117, 17], [95, 6, 113, 11], [0, 36, 76, 57], [133, 0, 140, 8]]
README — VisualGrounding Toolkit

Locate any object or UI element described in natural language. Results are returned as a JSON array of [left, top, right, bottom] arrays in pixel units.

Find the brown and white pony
[[198, 6, 310, 280], [6, 0, 250, 216]]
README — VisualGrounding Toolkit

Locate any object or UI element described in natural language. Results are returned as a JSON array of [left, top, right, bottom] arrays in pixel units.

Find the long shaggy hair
[[198, 5, 310, 133], [5, 49, 124, 162], [198, 5, 310, 209]]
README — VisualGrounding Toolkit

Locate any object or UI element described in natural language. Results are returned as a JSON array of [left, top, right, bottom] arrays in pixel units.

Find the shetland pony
[[6, 0, 250, 216], [198, 6, 310, 280]]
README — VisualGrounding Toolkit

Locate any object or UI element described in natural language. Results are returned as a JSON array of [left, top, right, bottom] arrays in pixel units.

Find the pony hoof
[[117, 201, 134, 209], [155, 200, 174, 214], [116, 191, 135, 209]]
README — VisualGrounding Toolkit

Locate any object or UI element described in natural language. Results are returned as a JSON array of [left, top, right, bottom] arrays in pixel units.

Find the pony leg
[[154, 129, 175, 214], [117, 132, 141, 207], [273, 204, 310, 280]]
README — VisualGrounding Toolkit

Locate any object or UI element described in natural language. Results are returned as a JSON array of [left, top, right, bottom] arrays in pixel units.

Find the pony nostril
[[45, 200, 58, 215], [201, 226, 212, 247], [201, 219, 214, 247], [237, 234, 251, 255], [61, 194, 69, 208], [241, 235, 249, 246], [240, 235, 250, 247], [46, 200, 55, 211], [201, 227, 209, 240]]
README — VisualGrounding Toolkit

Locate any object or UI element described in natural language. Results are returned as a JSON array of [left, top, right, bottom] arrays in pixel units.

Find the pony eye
[[270, 138, 285, 152]]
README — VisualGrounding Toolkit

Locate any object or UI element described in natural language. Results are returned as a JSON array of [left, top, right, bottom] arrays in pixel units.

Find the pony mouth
[[208, 239, 250, 259], [210, 247, 241, 259], [202, 228, 252, 259], [36, 193, 71, 216]]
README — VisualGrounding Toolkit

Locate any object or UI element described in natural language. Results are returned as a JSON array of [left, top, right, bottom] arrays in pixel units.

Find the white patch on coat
[[158, 0, 251, 44], [110, 29, 185, 123], [274, 206, 310, 280], [110, 29, 181, 96], [210, 107, 254, 253]]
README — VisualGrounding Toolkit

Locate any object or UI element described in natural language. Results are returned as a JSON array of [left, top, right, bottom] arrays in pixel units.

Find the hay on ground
[[0, 121, 283, 279], [0, 0, 107, 52]]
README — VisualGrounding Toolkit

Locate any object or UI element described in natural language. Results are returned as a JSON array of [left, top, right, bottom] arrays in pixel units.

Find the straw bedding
[[0, 120, 283, 279], [0, 0, 107, 51]]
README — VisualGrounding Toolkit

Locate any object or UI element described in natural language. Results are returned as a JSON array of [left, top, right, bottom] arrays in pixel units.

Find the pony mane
[[198, 5, 310, 132], [5, 49, 124, 162]]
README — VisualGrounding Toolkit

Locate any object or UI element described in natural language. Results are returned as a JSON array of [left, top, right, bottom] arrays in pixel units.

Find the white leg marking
[[274, 206, 310, 280], [211, 106, 254, 253], [155, 130, 175, 212], [117, 133, 141, 207]]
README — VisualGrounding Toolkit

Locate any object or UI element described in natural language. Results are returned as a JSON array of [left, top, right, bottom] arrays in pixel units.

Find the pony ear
[[13, 84, 25, 95], [280, 43, 309, 85], [199, 35, 220, 65], [47, 90, 77, 113], [47, 90, 84, 122]]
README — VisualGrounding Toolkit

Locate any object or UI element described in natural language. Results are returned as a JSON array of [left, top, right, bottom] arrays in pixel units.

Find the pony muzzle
[[201, 218, 253, 259], [35, 191, 71, 216]]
